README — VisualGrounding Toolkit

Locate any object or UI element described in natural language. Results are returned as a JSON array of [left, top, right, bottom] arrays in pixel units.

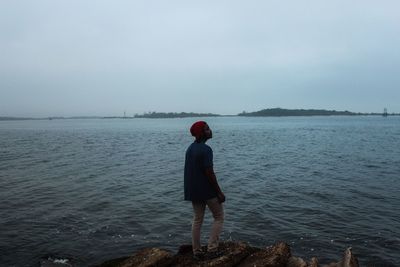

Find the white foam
[[47, 257, 70, 264]]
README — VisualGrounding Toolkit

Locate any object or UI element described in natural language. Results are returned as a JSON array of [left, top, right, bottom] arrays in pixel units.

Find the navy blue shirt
[[184, 142, 217, 201]]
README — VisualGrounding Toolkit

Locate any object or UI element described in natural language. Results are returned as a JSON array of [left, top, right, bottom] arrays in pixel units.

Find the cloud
[[1, 0, 399, 116]]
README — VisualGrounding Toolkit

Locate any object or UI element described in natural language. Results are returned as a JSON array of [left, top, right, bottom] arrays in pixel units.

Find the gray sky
[[1, 0, 399, 117]]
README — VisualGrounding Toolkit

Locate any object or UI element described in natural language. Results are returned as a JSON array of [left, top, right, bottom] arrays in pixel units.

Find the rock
[[171, 241, 255, 267], [322, 247, 359, 267], [309, 257, 319, 267], [337, 248, 359, 267], [94, 256, 130, 267], [287, 256, 307, 267], [118, 248, 172, 267], [177, 244, 193, 254], [94, 242, 361, 267], [237, 241, 291, 267]]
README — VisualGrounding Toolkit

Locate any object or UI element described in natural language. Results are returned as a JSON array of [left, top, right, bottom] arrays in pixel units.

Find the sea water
[[0, 116, 399, 266]]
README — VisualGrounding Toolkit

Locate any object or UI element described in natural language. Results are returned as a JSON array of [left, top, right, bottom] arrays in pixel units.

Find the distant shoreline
[[1, 108, 399, 121]]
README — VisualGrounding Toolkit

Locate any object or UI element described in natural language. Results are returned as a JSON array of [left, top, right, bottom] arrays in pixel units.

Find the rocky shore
[[92, 241, 359, 267]]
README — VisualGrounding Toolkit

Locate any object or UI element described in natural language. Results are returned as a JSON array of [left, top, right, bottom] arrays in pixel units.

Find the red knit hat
[[190, 121, 207, 138]]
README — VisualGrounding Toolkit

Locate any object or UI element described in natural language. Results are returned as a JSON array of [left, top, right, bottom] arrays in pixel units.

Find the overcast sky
[[1, 0, 399, 117]]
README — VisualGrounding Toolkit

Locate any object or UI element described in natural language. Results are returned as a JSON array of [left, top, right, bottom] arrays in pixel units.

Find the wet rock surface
[[91, 241, 360, 267], [171, 241, 257, 267], [237, 242, 291, 267], [323, 247, 359, 267]]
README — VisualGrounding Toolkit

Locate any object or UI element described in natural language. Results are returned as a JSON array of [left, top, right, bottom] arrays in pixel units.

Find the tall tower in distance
[[383, 108, 388, 117]]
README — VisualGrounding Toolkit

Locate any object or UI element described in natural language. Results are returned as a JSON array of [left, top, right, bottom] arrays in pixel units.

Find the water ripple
[[0, 117, 399, 266]]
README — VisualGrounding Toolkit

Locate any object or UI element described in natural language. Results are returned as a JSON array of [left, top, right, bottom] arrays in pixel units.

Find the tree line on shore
[[1, 108, 398, 120]]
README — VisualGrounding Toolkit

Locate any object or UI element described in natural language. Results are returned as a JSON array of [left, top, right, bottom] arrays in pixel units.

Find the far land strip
[[1, 108, 397, 121]]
